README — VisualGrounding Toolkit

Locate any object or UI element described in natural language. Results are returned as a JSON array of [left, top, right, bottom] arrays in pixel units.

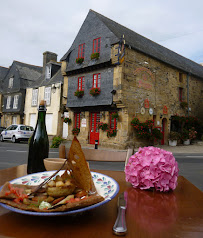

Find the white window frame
[[46, 65, 51, 80], [32, 89, 38, 106], [6, 96, 11, 109], [13, 95, 19, 109], [8, 77, 14, 88], [44, 87, 51, 106]]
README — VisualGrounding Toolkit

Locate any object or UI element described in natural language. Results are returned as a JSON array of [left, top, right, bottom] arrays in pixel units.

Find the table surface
[[0, 164, 203, 238]]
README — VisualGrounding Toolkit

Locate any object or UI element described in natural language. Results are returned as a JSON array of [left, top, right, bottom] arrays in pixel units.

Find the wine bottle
[[27, 100, 49, 174]]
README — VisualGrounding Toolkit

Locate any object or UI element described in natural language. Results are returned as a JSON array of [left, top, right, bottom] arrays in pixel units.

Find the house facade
[[61, 10, 203, 150], [1, 61, 42, 128], [24, 52, 65, 138]]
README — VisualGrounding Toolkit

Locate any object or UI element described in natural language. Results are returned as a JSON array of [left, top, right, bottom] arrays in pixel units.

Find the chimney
[[43, 51, 57, 74]]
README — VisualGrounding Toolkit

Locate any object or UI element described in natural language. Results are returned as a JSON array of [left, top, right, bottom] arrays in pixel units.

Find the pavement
[[62, 140, 203, 154], [153, 141, 203, 154]]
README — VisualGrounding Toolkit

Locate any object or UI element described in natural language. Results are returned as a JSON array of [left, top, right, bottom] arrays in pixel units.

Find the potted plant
[[76, 57, 84, 64], [168, 131, 180, 146], [74, 90, 84, 98], [90, 87, 101, 96], [181, 129, 190, 145], [98, 122, 109, 131], [91, 52, 100, 60], [64, 117, 72, 124], [189, 127, 197, 143], [72, 127, 80, 136]]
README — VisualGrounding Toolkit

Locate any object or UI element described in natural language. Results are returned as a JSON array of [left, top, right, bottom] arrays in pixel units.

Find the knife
[[113, 192, 127, 236]]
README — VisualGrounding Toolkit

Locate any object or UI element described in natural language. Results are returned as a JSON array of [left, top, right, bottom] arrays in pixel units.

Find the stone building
[[61, 10, 203, 149], [1, 61, 42, 127], [24, 52, 65, 138]]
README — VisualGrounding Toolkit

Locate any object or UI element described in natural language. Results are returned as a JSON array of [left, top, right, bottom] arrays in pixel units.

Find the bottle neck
[[37, 110, 46, 124]]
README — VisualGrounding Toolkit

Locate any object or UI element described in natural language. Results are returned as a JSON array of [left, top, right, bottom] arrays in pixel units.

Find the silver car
[[0, 124, 34, 143]]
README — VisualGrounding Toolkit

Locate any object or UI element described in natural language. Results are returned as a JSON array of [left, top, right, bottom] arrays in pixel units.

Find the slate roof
[[29, 62, 63, 88], [0, 66, 9, 92], [62, 10, 203, 79], [14, 61, 42, 83]]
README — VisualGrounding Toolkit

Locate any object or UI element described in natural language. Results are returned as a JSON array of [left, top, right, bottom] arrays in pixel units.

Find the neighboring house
[[60, 10, 203, 149], [1, 61, 42, 128], [0, 66, 9, 126], [24, 52, 65, 138]]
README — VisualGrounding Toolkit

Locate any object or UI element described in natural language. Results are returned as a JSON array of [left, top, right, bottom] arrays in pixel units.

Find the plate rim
[[0, 171, 119, 216]]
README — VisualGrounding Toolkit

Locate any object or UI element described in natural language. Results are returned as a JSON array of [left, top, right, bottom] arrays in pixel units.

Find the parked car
[[0, 124, 34, 143], [0, 126, 6, 134]]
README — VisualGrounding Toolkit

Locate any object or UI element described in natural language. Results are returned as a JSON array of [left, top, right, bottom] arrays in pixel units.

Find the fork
[[28, 158, 68, 197]]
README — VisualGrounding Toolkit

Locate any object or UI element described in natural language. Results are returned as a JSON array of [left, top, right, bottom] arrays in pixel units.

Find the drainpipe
[[187, 73, 190, 116]]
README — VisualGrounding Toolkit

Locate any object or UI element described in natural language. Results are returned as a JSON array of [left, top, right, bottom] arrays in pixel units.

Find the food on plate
[[0, 137, 104, 213]]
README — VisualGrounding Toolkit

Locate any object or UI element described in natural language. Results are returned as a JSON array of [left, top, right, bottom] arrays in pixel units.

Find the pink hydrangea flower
[[125, 147, 179, 192]]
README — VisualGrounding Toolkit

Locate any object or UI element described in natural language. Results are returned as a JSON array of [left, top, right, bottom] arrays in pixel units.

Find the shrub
[[51, 136, 64, 148], [189, 127, 197, 140], [180, 129, 189, 141]]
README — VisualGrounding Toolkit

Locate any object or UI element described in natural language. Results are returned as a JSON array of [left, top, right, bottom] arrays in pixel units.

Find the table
[[0, 164, 203, 238]]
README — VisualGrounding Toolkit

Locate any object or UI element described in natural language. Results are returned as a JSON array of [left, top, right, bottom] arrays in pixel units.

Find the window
[[179, 73, 183, 83], [109, 112, 117, 130], [93, 38, 101, 53], [12, 116, 17, 125], [179, 87, 183, 102], [78, 77, 85, 91], [6, 96, 11, 109], [74, 112, 81, 128], [78, 44, 85, 58], [8, 77, 14, 88], [93, 73, 101, 88], [13, 95, 19, 109], [32, 89, 38, 106], [44, 87, 51, 105], [46, 65, 51, 80]]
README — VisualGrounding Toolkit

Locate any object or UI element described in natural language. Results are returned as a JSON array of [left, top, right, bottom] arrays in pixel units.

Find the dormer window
[[93, 38, 101, 53], [46, 65, 51, 80], [8, 77, 14, 88]]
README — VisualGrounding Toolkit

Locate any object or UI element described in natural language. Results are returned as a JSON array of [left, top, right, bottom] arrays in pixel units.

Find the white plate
[[0, 171, 119, 216]]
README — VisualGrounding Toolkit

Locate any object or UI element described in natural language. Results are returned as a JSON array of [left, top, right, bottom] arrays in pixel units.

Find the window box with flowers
[[91, 52, 100, 60], [90, 87, 100, 96], [98, 122, 109, 131], [74, 90, 84, 98], [64, 117, 72, 124], [111, 112, 119, 119], [76, 57, 84, 64], [72, 127, 80, 136], [107, 129, 117, 138]]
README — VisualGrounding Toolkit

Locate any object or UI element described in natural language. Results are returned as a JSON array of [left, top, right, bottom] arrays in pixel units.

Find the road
[[0, 142, 202, 191]]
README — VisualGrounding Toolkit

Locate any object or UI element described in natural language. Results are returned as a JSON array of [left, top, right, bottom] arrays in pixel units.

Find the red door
[[90, 112, 100, 144]]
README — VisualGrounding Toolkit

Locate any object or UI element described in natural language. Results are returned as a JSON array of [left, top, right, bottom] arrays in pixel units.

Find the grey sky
[[0, 0, 203, 68]]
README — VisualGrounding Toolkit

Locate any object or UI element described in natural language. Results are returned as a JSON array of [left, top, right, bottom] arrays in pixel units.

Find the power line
[[158, 29, 203, 42]]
